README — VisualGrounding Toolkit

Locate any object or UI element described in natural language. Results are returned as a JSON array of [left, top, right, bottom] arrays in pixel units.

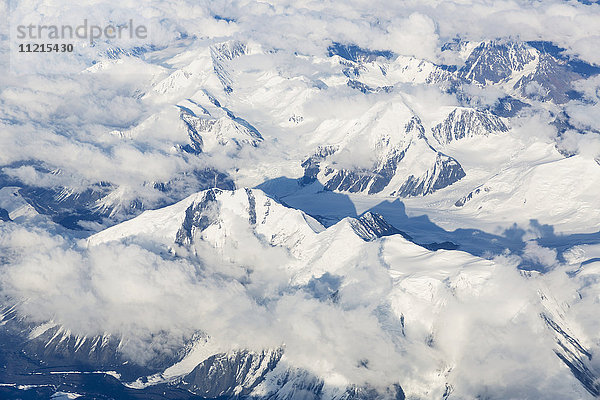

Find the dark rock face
[[392, 153, 466, 197], [350, 212, 406, 241], [212, 40, 247, 62], [351, 212, 458, 251], [245, 188, 257, 225], [254, 366, 406, 400], [320, 149, 404, 195], [541, 313, 600, 397], [176, 188, 221, 245], [488, 96, 529, 118], [454, 186, 490, 207], [365, 149, 407, 194], [262, 369, 325, 400], [340, 384, 405, 400], [459, 41, 535, 85], [300, 145, 339, 186], [178, 349, 283, 398], [347, 80, 394, 94], [302, 118, 466, 197], [512, 52, 582, 104], [0, 208, 11, 221], [328, 43, 394, 64], [180, 111, 206, 155], [23, 328, 125, 369], [432, 108, 508, 145]]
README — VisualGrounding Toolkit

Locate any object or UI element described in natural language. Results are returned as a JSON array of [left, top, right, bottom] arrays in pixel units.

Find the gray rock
[[459, 40, 535, 85], [178, 349, 283, 397], [433, 108, 508, 145], [303, 118, 466, 197], [176, 188, 221, 245], [0, 208, 11, 222], [392, 153, 466, 197]]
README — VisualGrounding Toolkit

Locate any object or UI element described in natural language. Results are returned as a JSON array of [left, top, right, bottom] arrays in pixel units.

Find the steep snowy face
[[452, 154, 600, 229], [210, 40, 248, 94], [177, 94, 263, 155], [300, 103, 466, 197]]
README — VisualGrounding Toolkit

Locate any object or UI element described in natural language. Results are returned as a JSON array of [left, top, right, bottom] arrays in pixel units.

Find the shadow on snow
[[256, 176, 600, 272]]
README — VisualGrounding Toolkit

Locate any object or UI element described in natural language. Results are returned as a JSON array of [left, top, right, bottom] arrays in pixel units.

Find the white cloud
[[0, 214, 596, 397], [522, 241, 559, 268], [381, 13, 440, 61]]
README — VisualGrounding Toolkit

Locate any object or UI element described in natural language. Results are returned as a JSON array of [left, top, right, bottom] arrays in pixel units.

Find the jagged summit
[[88, 187, 417, 253], [301, 107, 466, 197], [432, 107, 509, 145]]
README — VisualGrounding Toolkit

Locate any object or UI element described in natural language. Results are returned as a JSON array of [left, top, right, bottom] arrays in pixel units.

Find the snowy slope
[[80, 188, 600, 398], [452, 154, 600, 228]]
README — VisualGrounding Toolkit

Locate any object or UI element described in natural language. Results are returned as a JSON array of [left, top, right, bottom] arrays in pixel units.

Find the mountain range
[[2, 2, 600, 399]]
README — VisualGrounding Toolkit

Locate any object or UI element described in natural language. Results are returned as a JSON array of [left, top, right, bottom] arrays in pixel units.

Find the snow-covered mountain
[[2, 1, 600, 399], [346, 38, 598, 105], [300, 107, 466, 197], [432, 107, 509, 145], [2, 187, 598, 399], [457, 40, 591, 104], [2, 34, 598, 228]]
